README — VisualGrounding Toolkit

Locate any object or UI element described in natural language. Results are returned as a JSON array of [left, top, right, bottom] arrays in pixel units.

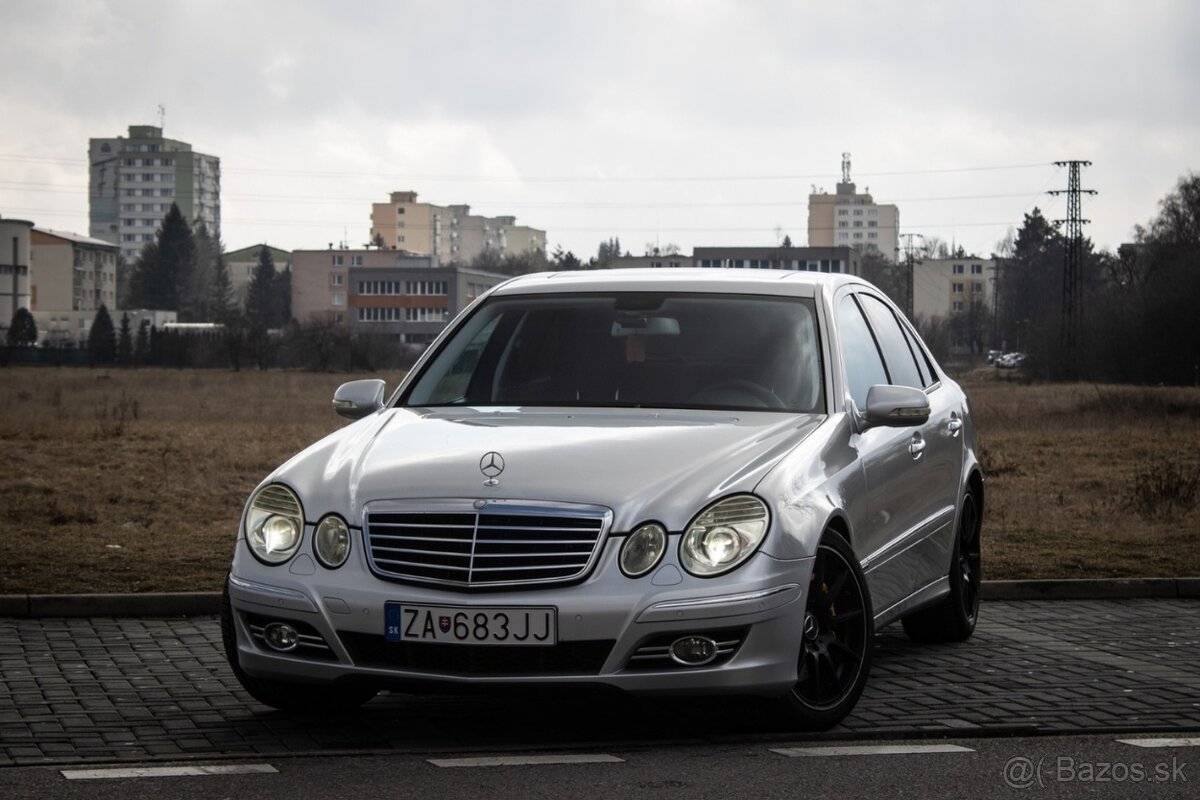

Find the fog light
[[263, 622, 300, 652], [669, 635, 718, 666]]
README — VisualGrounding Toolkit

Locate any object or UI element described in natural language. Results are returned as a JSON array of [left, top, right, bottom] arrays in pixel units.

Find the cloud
[[1, 0, 1197, 256]]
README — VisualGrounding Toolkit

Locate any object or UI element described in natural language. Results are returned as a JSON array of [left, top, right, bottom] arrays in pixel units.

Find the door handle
[[947, 414, 963, 436], [909, 434, 926, 459]]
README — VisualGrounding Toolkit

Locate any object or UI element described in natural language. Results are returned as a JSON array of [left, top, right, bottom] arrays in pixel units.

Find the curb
[[1, 579, 1198, 618]]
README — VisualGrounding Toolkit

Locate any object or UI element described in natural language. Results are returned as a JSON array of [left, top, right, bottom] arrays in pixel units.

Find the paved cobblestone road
[[2, 600, 1198, 767]]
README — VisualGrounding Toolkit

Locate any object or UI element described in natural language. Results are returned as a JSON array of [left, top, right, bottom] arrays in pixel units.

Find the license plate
[[384, 603, 557, 646]]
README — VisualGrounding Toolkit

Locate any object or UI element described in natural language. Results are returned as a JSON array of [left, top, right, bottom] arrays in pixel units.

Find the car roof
[[489, 268, 867, 299]]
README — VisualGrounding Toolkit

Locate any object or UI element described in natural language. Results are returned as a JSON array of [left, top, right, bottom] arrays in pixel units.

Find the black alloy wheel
[[901, 489, 982, 643], [782, 531, 873, 730], [956, 492, 982, 626]]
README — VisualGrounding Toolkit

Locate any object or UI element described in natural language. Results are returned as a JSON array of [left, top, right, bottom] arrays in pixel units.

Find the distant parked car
[[986, 349, 1001, 364], [222, 269, 984, 730], [995, 352, 1026, 369]]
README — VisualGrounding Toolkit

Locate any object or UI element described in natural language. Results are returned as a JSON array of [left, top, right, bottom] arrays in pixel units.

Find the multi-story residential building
[[369, 191, 545, 267], [912, 257, 994, 323], [291, 248, 506, 345], [88, 125, 220, 263], [1, 218, 34, 335], [692, 246, 862, 276], [29, 228, 120, 345], [808, 157, 899, 260], [225, 244, 292, 307]]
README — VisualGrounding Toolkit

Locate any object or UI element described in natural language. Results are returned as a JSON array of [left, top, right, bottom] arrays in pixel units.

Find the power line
[[0, 154, 1055, 183]]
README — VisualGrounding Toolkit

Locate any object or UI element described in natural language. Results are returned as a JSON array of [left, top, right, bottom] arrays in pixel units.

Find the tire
[[779, 531, 874, 730], [220, 581, 377, 713], [901, 489, 982, 643]]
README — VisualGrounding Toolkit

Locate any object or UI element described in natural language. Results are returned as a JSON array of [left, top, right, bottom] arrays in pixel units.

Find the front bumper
[[226, 540, 813, 698]]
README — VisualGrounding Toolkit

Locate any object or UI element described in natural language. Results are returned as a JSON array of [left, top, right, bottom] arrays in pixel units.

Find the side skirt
[[872, 576, 950, 630]]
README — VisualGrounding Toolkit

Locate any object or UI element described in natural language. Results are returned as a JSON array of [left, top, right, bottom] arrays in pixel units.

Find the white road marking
[[428, 754, 625, 768], [1117, 737, 1200, 748], [772, 744, 975, 757], [61, 764, 278, 780]]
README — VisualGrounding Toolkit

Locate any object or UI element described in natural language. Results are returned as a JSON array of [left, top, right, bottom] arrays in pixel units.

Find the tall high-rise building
[[808, 155, 899, 261], [88, 125, 220, 263]]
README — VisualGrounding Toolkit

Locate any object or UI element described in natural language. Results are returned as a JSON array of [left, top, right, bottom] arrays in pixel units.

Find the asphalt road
[[1, 734, 1197, 800]]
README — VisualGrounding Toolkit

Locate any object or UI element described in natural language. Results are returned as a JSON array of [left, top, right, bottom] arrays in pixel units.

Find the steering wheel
[[689, 379, 785, 409]]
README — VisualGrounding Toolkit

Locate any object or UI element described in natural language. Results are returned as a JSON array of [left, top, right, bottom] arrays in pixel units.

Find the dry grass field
[[1, 366, 1198, 594]]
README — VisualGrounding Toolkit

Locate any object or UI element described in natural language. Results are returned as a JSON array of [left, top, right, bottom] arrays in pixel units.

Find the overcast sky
[[2, 0, 1197, 260]]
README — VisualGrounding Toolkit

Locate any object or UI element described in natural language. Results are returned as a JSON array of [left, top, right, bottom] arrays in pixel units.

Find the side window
[[900, 322, 937, 388], [857, 294, 924, 391], [836, 295, 887, 410]]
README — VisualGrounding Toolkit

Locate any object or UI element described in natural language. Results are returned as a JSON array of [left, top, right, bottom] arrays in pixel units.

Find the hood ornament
[[480, 451, 505, 486]]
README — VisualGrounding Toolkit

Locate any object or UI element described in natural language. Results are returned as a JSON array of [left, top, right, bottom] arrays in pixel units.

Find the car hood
[[271, 406, 825, 532]]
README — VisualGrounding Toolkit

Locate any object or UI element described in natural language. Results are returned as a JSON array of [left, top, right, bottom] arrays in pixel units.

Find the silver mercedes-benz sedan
[[222, 268, 983, 730]]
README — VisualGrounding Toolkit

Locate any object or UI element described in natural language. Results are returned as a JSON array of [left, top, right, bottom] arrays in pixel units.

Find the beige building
[[1, 218, 34, 334], [226, 244, 292, 307], [29, 227, 120, 345], [292, 248, 506, 345], [808, 156, 899, 260], [370, 191, 545, 267], [912, 257, 993, 323], [89, 125, 220, 263]]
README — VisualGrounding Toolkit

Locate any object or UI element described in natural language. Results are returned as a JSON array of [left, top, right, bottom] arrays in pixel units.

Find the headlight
[[680, 495, 769, 577], [245, 484, 304, 565], [619, 522, 667, 577], [314, 514, 351, 569]]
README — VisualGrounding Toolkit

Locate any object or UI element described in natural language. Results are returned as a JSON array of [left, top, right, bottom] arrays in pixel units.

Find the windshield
[[403, 292, 824, 413]]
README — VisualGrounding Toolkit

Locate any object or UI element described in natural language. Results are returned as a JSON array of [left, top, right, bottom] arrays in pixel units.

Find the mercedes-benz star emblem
[[480, 451, 505, 484]]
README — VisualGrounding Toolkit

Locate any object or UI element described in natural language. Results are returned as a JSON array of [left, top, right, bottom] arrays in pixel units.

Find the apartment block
[[808, 157, 899, 260], [89, 125, 220, 263], [912, 257, 994, 322], [29, 228, 120, 345], [369, 191, 545, 267], [292, 248, 506, 345], [1, 217, 34, 333]]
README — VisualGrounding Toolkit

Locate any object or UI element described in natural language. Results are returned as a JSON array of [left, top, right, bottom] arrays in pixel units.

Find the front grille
[[339, 631, 613, 675], [364, 502, 609, 588]]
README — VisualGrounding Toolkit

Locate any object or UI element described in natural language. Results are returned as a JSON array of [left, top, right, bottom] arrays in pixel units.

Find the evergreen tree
[[781, 235, 794, 248], [994, 208, 1067, 362], [6, 308, 38, 346], [117, 313, 133, 366], [596, 237, 623, 266], [126, 204, 196, 311], [271, 267, 291, 327], [210, 251, 234, 322], [134, 320, 150, 366], [185, 222, 218, 321], [87, 305, 117, 365], [245, 246, 277, 325]]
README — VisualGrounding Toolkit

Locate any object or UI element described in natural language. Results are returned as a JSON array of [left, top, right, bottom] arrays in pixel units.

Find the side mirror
[[862, 384, 930, 429], [333, 379, 387, 420]]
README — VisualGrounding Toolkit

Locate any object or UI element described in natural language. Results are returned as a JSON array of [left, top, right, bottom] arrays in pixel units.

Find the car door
[[836, 291, 960, 616]]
